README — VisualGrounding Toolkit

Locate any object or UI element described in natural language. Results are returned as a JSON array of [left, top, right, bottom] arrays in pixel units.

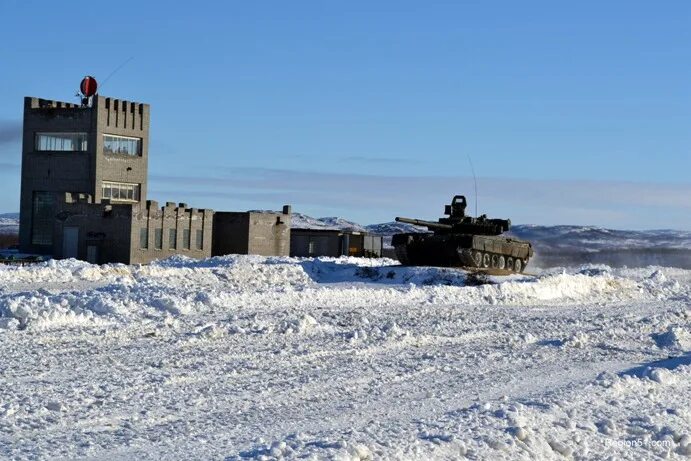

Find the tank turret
[[391, 195, 533, 273], [396, 195, 511, 235]]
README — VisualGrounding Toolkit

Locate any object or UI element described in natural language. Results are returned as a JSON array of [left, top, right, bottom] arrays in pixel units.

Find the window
[[101, 182, 140, 202], [103, 134, 141, 156], [31, 192, 55, 245], [154, 229, 163, 249], [139, 228, 148, 249], [35, 133, 87, 152], [169, 229, 177, 249], [183, 229, 190, 250], [195, 229, 203, 250]]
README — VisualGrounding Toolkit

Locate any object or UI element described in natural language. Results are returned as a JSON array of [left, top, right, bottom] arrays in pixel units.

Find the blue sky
[[1, 1, 689, 228]]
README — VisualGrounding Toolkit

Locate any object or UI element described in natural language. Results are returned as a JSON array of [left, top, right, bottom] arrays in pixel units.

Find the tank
[[391, 195, 533, 273]]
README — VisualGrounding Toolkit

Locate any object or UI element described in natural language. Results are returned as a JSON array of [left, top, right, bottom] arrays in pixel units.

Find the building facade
[[49, 195, 213, 265], [20, 96, 149, 255], [212, 208, 291, 257], [290, 229, 382, 258]]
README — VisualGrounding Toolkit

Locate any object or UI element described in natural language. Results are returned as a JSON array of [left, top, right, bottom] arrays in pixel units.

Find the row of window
[[34, 133, 142, 156], [35, 133, 88, 152], [102, 182, 140, 202], [103, 134, 141, 156], [140, 228, 204, 250]]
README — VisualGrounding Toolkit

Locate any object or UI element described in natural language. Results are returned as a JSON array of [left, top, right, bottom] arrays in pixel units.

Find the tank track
[[458, 249, 527, 273]]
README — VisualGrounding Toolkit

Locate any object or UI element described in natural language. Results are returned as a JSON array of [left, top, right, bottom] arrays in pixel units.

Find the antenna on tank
[[467, 155, 478, 217]]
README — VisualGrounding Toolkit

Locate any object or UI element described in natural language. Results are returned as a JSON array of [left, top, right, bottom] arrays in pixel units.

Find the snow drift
[[0, 256, 689, 459]]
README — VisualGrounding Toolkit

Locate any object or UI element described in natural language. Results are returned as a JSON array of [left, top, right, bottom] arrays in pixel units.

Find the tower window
[[31, 191, 55, 245], [35, 133, 87, 152], [103, 134, 141, 156], [102, 182, 140, 202]]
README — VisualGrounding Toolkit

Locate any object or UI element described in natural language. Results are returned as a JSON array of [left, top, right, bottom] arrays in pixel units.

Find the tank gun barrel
[[395, 217, 453, 230]]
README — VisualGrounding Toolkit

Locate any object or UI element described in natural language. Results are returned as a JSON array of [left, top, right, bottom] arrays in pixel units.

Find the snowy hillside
[[509, 225, 691, 269], [291, 213, 366, 232], [0, 256, 689, 459], [0, 212, 19, 235], [366, 221, 428, 235], [509, 225, 691, 250]]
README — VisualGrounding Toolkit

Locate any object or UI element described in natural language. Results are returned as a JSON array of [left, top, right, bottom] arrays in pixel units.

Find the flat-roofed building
[[290, 228, 382, 258]]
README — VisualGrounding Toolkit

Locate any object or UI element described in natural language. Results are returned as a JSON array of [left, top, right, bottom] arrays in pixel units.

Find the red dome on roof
[[80, 76, 98, 97]]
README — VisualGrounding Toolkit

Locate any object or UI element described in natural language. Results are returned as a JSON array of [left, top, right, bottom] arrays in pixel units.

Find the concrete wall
[[246, 212, 291, 256], [212, 212, 249, 256], [290, 230, 342, 257], [212, 209, 291, 257], [93, 96, 149, 204], [130, 201, 213, 264], [19, 98, 98, 254], [52, 194, 133, 264]]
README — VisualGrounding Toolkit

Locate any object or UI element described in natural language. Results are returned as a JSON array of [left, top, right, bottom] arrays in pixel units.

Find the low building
[[290, 228, 382, 258], [52, 195, 212, 264], [212, 207, 291, 257]]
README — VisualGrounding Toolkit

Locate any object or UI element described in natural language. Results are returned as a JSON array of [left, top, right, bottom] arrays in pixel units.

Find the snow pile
[[3, 259, 685, 332], [0, 256, 689, 460]]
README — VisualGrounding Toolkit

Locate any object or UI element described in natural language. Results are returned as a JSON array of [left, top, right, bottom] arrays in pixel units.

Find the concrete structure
[[290, 229, 382, 258], [20, 96, 149, 255], [212, 207, 291, 257], [18, 92, 289, 264], [50, 195, 212, 264]]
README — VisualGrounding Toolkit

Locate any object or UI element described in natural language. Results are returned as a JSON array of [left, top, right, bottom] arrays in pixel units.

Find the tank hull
[[392, 232, 533, 273]]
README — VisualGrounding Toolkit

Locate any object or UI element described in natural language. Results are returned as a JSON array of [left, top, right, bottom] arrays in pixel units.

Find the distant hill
[[0, 213, 19, 235], [291, 213, 366, 232], [508, 225, 691, 250]]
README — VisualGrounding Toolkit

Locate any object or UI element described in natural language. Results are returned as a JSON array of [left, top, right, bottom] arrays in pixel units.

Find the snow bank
[[1, 257, 689, 332], [0, 256, 689, 460]]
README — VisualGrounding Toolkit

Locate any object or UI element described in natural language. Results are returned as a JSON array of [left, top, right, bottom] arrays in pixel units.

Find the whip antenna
[[467, 155, 478, 216], [99, 56, 135, 90]]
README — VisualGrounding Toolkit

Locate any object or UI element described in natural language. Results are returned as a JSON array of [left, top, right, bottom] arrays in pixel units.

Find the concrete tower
[[19, 96, 150, 254]]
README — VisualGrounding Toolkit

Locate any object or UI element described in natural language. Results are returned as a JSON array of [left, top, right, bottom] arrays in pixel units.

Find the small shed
[[290, 228, 382, 258], [212, 206, 291, 257]]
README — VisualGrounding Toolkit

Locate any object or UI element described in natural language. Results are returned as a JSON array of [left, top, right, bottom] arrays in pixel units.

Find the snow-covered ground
[[0, 256, 689, 460]]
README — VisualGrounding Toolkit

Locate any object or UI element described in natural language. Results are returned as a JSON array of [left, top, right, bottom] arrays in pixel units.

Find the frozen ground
[[0, 256, 689, 460]]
